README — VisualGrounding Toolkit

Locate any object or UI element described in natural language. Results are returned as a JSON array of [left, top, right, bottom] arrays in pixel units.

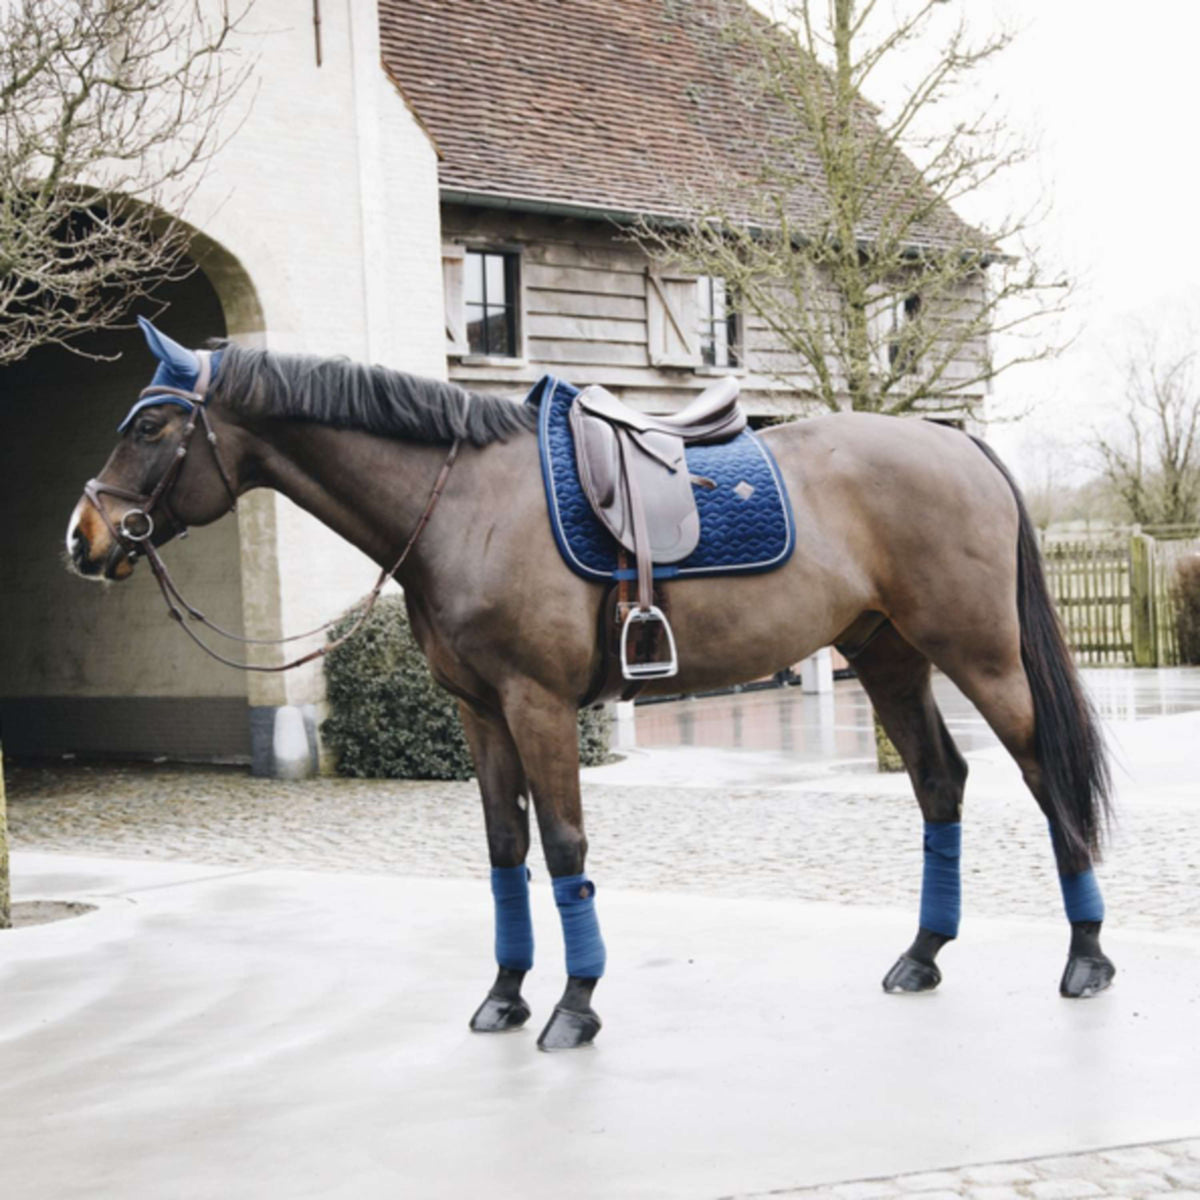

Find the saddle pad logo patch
[[530, 375, 795, 583]]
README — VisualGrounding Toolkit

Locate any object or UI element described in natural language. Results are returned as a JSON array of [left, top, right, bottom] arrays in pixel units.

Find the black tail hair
[[970, 436, 1112, 872]]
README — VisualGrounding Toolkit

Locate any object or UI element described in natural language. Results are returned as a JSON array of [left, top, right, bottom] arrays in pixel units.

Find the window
[[698, 276, 740, 369], [465, 250, 519, 357], [887, 293, 922, 376]]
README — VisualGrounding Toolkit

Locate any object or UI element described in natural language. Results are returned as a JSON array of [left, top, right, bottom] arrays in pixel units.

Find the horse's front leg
[[459, 701, 535, 1033], [501, 681, 605, 1051]]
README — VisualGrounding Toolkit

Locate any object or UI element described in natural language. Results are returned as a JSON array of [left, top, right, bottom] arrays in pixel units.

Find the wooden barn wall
[[440, 205, 987, 420]]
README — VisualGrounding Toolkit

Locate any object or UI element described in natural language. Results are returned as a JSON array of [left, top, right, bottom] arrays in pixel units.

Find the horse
[[66, 318, 1115, 1051]]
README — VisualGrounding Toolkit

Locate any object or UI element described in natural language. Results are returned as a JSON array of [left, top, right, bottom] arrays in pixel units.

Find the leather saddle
[[569, 378, 746, 679]]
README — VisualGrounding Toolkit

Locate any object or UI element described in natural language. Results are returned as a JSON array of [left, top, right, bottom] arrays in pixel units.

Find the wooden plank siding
[[440, 203, 987, 421]]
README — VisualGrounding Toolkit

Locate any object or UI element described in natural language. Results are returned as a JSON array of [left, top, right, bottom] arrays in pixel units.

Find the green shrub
[[321, 596, 611, 778], [1175, 555, 1200, 665]]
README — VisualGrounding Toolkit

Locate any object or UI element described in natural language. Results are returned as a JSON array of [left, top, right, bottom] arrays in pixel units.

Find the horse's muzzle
[[67, 502, 135, 581]]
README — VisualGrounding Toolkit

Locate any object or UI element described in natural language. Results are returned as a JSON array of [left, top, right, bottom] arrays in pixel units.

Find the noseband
[[82, 352, 463, 672]]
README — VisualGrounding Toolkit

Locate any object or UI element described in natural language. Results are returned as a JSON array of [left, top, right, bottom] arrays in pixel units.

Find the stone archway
[[0, 240, 264, 763]]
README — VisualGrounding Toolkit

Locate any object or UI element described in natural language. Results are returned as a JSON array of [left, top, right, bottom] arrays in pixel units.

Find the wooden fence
[[1040, 532, 1200, 666]]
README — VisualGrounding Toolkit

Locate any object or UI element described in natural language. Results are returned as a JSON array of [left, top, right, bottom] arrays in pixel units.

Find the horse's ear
[[137, 315, 199, 377]]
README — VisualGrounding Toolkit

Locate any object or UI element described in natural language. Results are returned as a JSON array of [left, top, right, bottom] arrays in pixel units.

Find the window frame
[[443, 242, 526, 365], [885, 291, 923, 378], [696, 274, 743, 373]]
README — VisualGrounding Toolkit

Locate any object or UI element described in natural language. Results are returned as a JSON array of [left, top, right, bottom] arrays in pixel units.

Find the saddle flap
[[627, 430, 700, 562], [569, 398, 700, 563]]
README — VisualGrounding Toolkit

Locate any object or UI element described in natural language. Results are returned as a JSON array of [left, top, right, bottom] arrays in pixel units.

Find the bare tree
[[1094, 347, 1200, 528], [636, 0, 1066, 416], [0, 0, 252, 927], [0, 0, 253, 366]]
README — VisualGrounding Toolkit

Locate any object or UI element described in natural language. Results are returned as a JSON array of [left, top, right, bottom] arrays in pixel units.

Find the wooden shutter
[[646, 271, 700, 367], [442, 245, 469, 355]]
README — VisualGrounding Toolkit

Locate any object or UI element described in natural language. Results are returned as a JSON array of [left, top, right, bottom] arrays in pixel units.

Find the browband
[[117, 349, 215, 433]]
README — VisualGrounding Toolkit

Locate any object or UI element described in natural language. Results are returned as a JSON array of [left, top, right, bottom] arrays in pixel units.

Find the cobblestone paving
[[6, 759, 1198, 933], [736, 1139, 1200, 1199]]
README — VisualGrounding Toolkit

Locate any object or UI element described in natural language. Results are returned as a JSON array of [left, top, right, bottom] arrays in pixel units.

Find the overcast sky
[[868, 0, 1200, 484], [784, 0, 1200, 489]]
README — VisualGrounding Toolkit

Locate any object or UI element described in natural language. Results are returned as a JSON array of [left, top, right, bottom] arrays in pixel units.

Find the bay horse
[[66, 319, 1115, 1051]]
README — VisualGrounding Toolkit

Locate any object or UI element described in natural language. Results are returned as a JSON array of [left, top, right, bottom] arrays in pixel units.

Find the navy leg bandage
[[1048, 824, 1105, 924], [552, 874, 606, 979], [491, 865, 534, 972], [1059, 868, 1105, 924], [919, 821, 962, 939]]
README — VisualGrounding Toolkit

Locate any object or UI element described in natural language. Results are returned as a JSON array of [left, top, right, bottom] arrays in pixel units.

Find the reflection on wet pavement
[[627, 666, 1200, 761]]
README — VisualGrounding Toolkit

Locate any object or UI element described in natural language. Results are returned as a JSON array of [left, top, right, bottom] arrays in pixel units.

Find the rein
[[84, 359, 464, 673]]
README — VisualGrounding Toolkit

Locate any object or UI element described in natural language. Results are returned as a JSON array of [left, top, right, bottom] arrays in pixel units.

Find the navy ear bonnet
[[118, 316, 222, 432]]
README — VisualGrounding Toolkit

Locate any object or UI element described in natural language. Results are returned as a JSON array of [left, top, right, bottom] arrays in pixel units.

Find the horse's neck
[[248, 419, 466, 577]]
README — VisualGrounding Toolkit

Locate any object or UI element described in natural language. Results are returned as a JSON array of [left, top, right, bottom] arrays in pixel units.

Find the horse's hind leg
[[459, 701, 535, 1033], [849, 625, 968, 993], [500, 680, 606, 1051], [923, 648, 1115, 998]]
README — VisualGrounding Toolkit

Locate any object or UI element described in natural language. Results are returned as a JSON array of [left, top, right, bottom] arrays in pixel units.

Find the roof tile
[[378, 0, 970, 245]]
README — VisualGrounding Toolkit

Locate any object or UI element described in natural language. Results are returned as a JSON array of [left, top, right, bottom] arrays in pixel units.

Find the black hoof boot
[[882, 928, 950, 994], [1060, 921, 1116, 999], [536, 976, 601, 1052], [469, 967, 531, 1033]]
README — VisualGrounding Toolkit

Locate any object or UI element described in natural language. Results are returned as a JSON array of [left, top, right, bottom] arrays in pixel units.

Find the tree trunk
[[0, 742, 10, 929]]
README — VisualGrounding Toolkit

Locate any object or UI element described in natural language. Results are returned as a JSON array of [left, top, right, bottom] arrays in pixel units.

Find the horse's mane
[[208, 343, 535, 447]]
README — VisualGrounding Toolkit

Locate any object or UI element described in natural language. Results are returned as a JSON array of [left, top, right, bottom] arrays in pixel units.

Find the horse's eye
[[134, 418, 162, 439]]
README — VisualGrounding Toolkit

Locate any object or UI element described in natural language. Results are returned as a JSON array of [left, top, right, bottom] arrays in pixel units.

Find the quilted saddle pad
[[529, 375, 795, 584]]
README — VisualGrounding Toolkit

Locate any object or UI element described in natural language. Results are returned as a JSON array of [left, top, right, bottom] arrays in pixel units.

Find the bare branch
[[632, 0, 1058, 418], [1092, 338, 1200, 526], [0, 0, 254, 365]]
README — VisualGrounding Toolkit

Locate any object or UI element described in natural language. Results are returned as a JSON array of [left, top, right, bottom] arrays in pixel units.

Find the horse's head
[[67, 317, 241, 580]]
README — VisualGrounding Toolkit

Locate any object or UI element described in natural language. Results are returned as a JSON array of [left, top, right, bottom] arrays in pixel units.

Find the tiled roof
[[378, 0, 973, 246]]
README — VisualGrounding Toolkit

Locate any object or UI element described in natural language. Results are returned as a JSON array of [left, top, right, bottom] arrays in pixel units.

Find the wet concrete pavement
[[3, 667, 1200, 1197], [4, 852, 1200, 1200]]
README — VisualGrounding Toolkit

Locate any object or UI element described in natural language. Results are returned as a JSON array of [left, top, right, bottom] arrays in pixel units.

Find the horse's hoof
[[882, 954, 942, 994], [536, 1004, 601, 1051], [1060, 953, 1115, 998], [469, 993, 532, 1033]]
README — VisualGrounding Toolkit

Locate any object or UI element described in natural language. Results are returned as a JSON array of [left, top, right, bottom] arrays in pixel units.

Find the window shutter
[[442, 245, 469, 355], [646, 272, 700, 367]]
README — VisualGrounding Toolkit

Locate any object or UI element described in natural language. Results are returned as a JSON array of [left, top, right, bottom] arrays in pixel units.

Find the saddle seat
[[568, 379, 747, 680], [572, 376, 745, 443]]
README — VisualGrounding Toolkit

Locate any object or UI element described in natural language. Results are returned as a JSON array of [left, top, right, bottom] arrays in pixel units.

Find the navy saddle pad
[[529, 376, 795, 584]]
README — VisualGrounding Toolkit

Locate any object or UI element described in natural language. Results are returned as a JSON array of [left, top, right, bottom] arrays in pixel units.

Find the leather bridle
[[85, 351, 228, 549], [82, 354, 463, 673]]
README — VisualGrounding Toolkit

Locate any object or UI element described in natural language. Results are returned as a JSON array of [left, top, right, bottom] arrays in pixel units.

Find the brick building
[[0, 0, 988, 775]]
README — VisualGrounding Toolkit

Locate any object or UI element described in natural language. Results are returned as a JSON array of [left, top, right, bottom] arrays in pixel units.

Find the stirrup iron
[[619, 605, 679, 680]]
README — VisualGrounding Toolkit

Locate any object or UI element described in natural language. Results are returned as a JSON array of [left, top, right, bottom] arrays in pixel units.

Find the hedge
[[321, 595, 611, 779]]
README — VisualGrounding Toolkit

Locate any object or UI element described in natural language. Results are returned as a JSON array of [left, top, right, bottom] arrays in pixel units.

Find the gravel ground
[[6, 757, 1197, 934]]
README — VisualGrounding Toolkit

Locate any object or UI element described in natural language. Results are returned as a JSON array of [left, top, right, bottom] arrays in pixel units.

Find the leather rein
[[83, 354, 463, 673]]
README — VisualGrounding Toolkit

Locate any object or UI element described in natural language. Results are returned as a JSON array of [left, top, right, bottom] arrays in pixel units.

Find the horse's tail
[[970, 436, 1112, 871]]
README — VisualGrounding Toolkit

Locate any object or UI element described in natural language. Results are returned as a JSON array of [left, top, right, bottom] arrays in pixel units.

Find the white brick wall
[[173, 0, 445, 709]]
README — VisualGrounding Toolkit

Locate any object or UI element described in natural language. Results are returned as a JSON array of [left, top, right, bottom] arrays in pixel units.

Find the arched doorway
[[0, 248, 263, 762]]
